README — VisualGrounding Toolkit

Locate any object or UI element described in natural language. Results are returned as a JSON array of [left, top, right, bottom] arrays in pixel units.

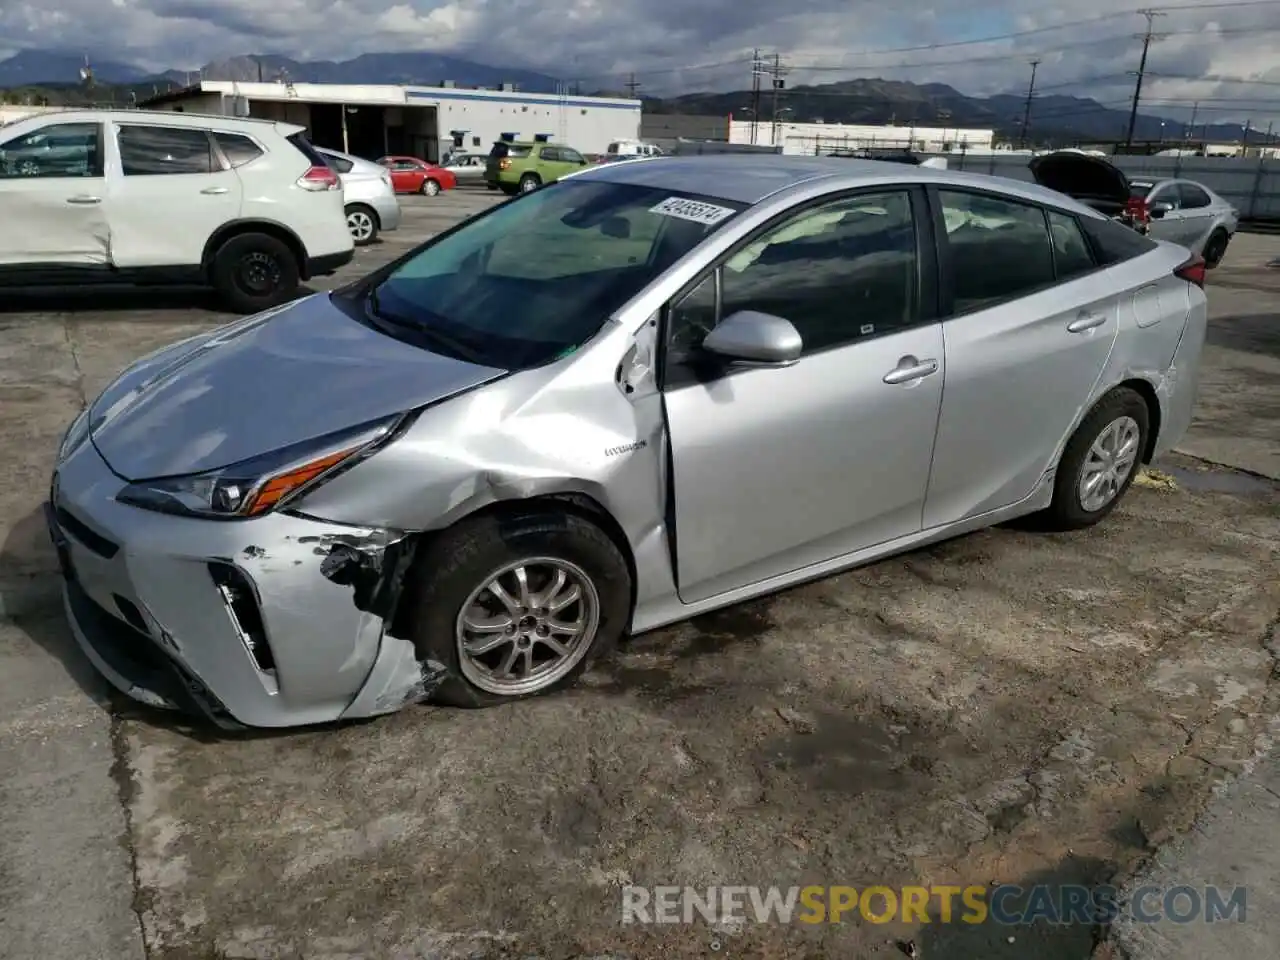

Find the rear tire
[[406, 510, 631, 708], [1203, 228, 1229, 268], [209, 232, 300, 315], [421, 178, 441, 196], [1039, 387, 1150, 531], [518, 173, 541, 193], [345, 204, 379, 246]]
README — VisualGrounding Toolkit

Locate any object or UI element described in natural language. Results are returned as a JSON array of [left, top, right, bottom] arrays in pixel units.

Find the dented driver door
[[0, 119, 111, 268]]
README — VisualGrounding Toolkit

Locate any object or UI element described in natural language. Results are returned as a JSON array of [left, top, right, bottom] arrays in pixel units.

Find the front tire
[[406, 510, 631, 708], [421, 178, 441, 196], [345, 204, 379, 246], [209, 232, 300, 315], [1041, 387, 1150, 531]]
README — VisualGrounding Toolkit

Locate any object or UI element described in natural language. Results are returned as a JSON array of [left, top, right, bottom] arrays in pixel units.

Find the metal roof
[[570, 153, 1106, 215]]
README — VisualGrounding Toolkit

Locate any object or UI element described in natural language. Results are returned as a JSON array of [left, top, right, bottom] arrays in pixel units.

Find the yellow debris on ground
[[1133, 468, 1179, 491]]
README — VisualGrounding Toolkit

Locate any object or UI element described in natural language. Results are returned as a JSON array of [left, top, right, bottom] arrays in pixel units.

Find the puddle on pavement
[[1162, 465, 1275, 495]]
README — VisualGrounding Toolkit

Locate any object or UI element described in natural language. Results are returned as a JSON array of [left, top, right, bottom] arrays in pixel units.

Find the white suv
[[0, 109, 354, 313]]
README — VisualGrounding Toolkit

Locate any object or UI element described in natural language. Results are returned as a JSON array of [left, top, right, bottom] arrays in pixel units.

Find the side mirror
[[701, 310, 802, 366]]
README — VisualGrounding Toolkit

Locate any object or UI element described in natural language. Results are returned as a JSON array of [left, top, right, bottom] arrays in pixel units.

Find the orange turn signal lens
[[240, 446, 361, 515]]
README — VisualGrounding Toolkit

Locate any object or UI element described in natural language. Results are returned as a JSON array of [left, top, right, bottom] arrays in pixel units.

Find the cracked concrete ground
[[1, 195, 1277, 960]]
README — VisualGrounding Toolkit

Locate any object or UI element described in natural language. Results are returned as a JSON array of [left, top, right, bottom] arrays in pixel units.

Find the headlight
[[58, 407, 91, 463], [115, 414, 406, 519]]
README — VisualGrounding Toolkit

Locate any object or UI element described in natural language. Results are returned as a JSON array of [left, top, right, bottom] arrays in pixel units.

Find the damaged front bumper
[[48, 438, 446, 729]]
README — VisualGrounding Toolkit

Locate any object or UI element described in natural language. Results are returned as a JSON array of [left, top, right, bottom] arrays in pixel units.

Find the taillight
[[1174, 254, 1206, 289], [296, 165, 341, 191], [1125, 197, 1150, 223], [499, 158, 511, 170]]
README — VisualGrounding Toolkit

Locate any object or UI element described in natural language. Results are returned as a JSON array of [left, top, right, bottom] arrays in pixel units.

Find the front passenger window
[[938, 190, 1055, 314], [0, 122, 101, 179], [717, 191, 920, 354]]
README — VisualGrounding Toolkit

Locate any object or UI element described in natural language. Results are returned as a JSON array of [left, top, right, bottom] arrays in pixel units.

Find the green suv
[[486, 140, 590, 194]]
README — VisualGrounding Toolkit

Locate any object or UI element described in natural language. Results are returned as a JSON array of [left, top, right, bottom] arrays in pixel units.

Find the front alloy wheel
[[456, 558, 600, 696], [405, 510, 631, 708]]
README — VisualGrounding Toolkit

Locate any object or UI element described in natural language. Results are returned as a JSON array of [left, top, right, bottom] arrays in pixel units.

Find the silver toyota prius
[[46, 155, 1209, 729]]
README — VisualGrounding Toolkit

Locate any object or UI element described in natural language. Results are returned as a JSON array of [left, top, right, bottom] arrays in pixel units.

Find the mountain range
[[0, 47, 1264, 145]]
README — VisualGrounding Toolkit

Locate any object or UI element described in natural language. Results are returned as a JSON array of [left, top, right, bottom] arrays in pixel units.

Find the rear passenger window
[[118, 125, 216, 175], [1079, 215, 1158, 266], [1177, 183, 1211, 209], [214, 132, 264, 168], [938, 190, 1054, 314], [1046, 211, 1096, 280]]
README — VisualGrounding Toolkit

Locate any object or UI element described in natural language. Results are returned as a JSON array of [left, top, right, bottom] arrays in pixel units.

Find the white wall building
[[728, 119, 996, 156], [140, 80, 642, 161]]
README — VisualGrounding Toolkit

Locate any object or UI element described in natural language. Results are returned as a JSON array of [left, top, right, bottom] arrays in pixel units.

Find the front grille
[[55, 505, 119, 558], [207, 562, 276, 673]]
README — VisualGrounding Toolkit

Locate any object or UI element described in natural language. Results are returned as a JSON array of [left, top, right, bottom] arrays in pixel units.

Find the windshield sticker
[[649, 196, 736, 225]]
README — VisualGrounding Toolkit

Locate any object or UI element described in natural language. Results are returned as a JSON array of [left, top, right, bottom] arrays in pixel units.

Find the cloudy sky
[[3, 0, 1280, 123]]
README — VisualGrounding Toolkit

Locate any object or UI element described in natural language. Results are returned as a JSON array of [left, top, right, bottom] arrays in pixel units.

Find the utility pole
[[749, 50, 764, 144], [624, 72, 641, 97], [1018, 59, 1040, 150], [1124, 9, 1166, 151], [769, 53, 787, 149], [1185, 101, 1198, 142]]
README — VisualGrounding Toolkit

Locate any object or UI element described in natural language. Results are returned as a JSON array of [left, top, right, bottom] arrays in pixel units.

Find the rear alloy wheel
[[406, 510, 631, 707], [1203, 228, 1229, 269], [1040, 387, 1149, 531], [345, 204, 379, 246], [519, 173, 541, 193], [421, 178, 441, 196], [209, 232, 300, 315]]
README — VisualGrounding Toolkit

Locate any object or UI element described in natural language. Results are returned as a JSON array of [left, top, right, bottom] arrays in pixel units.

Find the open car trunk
[[1028, 152, 1130, 216]]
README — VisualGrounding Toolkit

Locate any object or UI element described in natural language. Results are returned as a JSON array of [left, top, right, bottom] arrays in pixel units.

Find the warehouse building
[[728, 118, 996, 156], [139, 80, 642, 161]]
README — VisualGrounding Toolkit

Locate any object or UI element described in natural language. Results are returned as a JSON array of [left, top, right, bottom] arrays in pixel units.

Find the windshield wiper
[[366, 286, 492, 367]]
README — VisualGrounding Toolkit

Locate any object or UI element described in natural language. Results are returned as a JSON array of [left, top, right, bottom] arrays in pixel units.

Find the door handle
[[883, 357, 939, 385], [200, 186, 229, 195], [66, 195, 101, 204], [1067, 313, 1108, 333]]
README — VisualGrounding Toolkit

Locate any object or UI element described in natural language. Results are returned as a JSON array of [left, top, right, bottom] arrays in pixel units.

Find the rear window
[[322, 153, 353, 174], [213, 132, 264, 168], [287, 132, 328, 167], [1079, 214, 1158, 266], [1129, 182, 1154, 198], [489, 142, 531, 159]]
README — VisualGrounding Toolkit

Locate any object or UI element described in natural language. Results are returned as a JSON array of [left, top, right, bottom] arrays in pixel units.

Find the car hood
[[89, 294, 506, 481], [1028, 152, 1130, 203]]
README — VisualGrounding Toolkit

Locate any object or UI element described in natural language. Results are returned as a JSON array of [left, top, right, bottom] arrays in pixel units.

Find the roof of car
[[570, 154, 1107, 214]]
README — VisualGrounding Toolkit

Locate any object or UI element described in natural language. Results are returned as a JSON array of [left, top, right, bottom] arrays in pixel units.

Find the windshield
[[367, 179, 745, 369], [1129, 182, 1154, 198]]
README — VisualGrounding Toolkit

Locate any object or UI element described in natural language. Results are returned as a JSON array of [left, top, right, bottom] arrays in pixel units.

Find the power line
[[749, 49, 763, 144], [1125, 9, 1167, 148], [1019, 59, 1040, 148]]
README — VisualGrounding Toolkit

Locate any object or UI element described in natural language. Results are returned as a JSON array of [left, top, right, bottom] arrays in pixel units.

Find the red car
[[375, 156, 457, 196]]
